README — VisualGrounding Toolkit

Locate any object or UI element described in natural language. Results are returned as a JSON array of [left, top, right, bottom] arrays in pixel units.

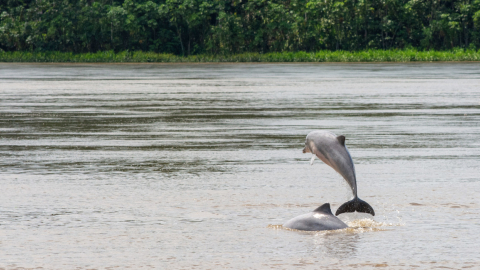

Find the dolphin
[[303, 131, 375, 216], [283, 203, 348, 231]]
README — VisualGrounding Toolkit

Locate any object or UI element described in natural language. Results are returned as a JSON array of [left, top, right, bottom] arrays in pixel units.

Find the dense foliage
[[1, 0, 480, 55], [2, 49, 480, 62]]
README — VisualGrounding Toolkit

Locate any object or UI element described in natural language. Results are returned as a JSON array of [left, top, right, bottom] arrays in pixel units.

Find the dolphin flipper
[[335, 197, 375, 216], [310, 155, 316, 165]]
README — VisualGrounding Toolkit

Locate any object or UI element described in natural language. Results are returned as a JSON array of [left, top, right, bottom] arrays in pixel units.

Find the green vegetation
[[1, 0, 480, 56], [2, 49, 480, 62]]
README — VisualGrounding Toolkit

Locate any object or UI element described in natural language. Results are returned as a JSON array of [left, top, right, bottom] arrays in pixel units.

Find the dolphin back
[[283, 203, 348, 231], [335, 197, 375, 216]]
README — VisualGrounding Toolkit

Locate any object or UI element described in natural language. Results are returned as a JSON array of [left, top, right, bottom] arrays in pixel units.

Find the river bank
[[1, 49, 480, 63]]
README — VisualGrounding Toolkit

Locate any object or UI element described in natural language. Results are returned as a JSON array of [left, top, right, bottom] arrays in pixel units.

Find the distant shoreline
[[1, 49, 480, 63]]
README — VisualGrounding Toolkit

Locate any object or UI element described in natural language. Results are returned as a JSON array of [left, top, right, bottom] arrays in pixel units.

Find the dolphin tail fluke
[[335, 198, 375, 216]]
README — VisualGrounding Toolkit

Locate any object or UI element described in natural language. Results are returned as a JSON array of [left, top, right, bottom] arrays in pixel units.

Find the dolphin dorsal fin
[[313, 203, 333, 215], [337, 135, 346, 146]]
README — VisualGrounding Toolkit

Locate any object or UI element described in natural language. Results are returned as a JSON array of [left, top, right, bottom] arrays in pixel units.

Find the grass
[[1, 49, 480, 63]]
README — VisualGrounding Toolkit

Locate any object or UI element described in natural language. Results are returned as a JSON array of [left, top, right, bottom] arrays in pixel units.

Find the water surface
[[1, 63, 480, 269]]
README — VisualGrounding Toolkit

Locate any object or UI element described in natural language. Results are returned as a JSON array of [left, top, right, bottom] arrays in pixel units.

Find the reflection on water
[[1, 63, 480, 269], [268, 217, 395, 260], [313, 233, 360, 258]]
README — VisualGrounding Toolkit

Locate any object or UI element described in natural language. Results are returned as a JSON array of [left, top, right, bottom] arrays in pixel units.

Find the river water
[[0, 63, 479, 269]]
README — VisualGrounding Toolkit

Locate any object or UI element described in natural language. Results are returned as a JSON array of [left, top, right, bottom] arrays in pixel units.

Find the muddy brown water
[[1, 63, 479, 269]]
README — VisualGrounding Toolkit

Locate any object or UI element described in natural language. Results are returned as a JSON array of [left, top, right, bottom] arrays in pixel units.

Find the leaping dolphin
[[303, 131, 375, 216], [283, 203, 348, 231]]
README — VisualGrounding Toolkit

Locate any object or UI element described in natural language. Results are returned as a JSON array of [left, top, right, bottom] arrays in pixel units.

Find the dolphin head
[[303, 131, 321, 154], [302, 139, 312, 153]]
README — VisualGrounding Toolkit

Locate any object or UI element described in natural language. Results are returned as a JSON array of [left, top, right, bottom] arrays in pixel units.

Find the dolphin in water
[[283, 203, 348, 231], [303, 131, 375, 216]]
